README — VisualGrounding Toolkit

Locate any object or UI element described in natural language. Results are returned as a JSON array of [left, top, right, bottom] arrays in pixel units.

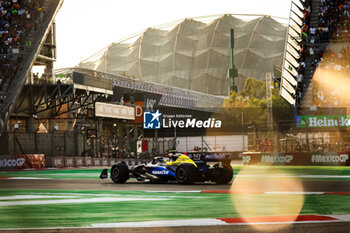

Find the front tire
[[175, 163, 198, 184], [111, 163, 129, 183]]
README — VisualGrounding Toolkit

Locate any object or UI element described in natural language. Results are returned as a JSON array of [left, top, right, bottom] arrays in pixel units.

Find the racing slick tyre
[[175, 163, 198, 184], [212, 167, 233, 184], [111, 163, 129, 183]]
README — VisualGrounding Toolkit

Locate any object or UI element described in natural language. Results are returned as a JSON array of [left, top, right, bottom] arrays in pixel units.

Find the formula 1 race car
[[100, 152, 233, 184]]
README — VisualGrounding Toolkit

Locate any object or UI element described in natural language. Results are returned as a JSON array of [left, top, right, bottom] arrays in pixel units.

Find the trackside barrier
[[49, 157, 116, 167], [84, 157, 92, 166], [51, 156, 64, 167], [65, 157, 74, 167], [242, 152, 350, 166], [109, 158, 117, 165], [74, 157, 84, 167], [92, 158, 101, 166], [1, 156, 152, 169], [0, 154, 45, 169], [121, 159, 149, 166], [102, 158, 109, 166]]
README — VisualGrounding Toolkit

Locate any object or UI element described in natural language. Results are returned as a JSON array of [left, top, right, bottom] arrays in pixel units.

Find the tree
[[224, 78, 292, 128]]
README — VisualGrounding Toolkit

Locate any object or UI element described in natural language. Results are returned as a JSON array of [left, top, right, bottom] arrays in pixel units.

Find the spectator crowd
[[0, 0, 44, 107], [313, 46, 350, 106], [318, 0, 350, 42], [294, 0, 350, 106], [311, 0, 350, 106]]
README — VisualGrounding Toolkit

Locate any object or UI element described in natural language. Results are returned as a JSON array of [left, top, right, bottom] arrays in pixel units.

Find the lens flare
[[231, 166, 304, 232], [312, 65, 350, 107]]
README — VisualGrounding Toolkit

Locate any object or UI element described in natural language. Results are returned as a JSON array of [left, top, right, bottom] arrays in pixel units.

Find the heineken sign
[[297, 115, 350, 128]]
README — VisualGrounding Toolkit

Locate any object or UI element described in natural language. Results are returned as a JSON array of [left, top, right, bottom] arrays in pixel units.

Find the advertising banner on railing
[[243, 152, 350, 166], [51, 156, 64, 167], [0, 154, 45, 169], [297, 115, 350, 128]]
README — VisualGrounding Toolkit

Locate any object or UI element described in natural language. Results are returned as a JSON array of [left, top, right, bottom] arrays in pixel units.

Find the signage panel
[[95, 102, 135, 120], [297, 115, 350, 128]]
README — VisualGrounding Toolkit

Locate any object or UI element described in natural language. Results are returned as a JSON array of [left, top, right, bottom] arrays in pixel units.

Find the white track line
[[144, 190, 201, 193], [90, 218, 344, 228], [0, 195, 73, 200], [264, 192, 325, 195], [7, 177, 51, 179], [91, 219, 226, 228], [0, 197, 168, 206], [329, 214, 350, 222]]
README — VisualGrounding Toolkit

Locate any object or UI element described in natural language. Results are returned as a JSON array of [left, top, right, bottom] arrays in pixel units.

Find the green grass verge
[[0, 189, 349, 229]]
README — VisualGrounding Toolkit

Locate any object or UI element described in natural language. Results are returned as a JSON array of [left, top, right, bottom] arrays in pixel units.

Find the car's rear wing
[[185, 152, 232, 166]]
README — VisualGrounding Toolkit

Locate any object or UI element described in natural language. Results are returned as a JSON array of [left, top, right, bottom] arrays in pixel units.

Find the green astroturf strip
[[0, 189, 350, 228], [231, 166, 350, 176], [0, 169, 104, 179]]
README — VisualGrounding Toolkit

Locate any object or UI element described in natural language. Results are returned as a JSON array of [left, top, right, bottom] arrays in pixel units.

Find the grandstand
[[280, 0, 350, 107], [276, 0, 350, 152], [0, 0, 63, 134]]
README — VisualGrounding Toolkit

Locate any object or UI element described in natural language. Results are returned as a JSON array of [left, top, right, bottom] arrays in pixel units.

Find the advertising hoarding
[[297, 115, 350, 128], [242, 152, 350, 166], [95, 102, 135, 120]]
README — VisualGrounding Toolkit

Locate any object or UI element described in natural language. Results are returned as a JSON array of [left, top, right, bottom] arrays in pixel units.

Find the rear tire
[[175, 163, 197, 184], [111, 163, 129, 183], [212, 167, 233, 184]]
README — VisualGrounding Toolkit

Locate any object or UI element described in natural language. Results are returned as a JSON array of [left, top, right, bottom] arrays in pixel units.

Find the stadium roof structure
[[77, 14, 288, 95]]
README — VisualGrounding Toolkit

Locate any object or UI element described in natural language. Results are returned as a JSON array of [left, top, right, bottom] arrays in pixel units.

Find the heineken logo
[[297, 115, 350, 128]]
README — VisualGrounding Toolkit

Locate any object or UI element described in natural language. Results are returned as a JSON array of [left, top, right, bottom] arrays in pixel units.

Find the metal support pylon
[[266, 73, 273, 131]]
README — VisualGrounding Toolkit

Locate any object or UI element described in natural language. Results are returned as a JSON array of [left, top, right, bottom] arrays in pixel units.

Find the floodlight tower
[[229, 28, 238, 92]]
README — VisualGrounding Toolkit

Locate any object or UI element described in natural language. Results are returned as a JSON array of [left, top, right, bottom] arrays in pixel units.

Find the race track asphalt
[[1, 178, 350, 192], [3, 222, 350, 233], [1, 173, 350, 233]]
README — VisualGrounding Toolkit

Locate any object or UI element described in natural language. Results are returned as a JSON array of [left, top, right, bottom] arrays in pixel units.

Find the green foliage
[[224, 78, 292, 126], [243, 78, 266, 99]]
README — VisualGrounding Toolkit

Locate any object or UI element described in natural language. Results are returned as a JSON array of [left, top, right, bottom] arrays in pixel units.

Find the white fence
[[143, 135, 248, 153]]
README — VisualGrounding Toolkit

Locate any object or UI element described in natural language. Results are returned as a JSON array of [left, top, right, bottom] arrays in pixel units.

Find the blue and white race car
[[100, 152, 233, 184]]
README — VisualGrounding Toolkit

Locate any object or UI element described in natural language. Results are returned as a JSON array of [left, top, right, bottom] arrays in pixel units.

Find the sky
[[53, 0, 292, 69]]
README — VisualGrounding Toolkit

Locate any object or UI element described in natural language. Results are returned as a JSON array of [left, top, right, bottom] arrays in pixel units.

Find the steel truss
[[55, 68, 224, 112], [13, 84, 111, 116]]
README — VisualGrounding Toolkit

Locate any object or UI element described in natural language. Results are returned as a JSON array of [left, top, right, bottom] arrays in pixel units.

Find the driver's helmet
[[162, 157, 170, 163], [170, 153, 182, 161]]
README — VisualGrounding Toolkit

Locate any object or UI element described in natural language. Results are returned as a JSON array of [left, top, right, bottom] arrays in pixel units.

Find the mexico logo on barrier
[[143, 110, 161, 129], [311, 154, 349, 163], [0, 158, 25, 168], [261, 155, 294, 164]]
